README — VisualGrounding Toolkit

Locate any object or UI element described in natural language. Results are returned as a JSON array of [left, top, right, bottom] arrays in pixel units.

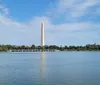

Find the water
[[0, 52, 100, 85]]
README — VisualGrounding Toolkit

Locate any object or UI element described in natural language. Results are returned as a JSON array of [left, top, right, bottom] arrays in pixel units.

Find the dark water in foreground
[[0, 52, 100, 85]]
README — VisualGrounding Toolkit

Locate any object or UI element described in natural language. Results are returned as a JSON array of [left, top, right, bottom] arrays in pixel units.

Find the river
[[0, 52, 100, 85]]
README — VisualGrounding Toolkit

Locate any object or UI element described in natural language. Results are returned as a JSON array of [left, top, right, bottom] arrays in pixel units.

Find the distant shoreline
[[0, 50, 100, 53], [0, 44, 100, 52]]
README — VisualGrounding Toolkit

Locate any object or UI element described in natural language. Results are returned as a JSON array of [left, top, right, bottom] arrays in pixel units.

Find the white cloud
[[3, 8, 9, 14], [47, 0, 100, 19], [0, 14, 100, 45], [0, 3, 9, 15], [0, 0, 100, 45]]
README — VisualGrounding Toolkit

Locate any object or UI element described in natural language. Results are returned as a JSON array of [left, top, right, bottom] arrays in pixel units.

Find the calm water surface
[[0, 52, 100, 85]]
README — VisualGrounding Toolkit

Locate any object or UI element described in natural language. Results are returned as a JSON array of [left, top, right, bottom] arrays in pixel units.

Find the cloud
[[0, 3, 9, 15], [0, 0, 100, 45], [47, 0, 100, 22], [0, 14, 100, 45], [3, 8, 9, 14]]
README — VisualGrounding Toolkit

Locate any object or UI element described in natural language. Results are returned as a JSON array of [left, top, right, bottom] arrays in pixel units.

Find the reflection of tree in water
[[40, 52, 48, 85]]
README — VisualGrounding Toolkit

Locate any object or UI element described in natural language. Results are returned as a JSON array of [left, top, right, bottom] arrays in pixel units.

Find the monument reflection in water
[[40, 52, 48, 85]]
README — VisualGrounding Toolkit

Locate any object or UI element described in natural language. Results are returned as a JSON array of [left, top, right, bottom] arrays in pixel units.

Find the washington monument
[[41, 22, 45, 47]]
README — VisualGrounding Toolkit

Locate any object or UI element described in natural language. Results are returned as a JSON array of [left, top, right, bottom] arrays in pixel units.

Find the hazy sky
[[0, 0, 100, 46]]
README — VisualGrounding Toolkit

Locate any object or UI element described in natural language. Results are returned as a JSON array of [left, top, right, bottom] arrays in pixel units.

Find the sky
[[0, 0, 100, 46]]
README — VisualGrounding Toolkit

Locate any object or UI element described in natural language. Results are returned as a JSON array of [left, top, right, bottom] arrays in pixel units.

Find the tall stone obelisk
[[41, 22, 45, 47]]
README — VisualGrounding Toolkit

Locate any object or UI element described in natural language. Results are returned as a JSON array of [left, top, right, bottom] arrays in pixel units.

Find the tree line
[[0, 44, 100, 52]]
